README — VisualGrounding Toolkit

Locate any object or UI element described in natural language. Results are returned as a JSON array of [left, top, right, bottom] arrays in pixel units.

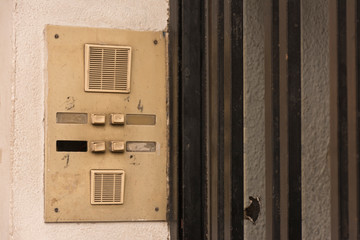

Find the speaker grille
[[85, 44, 131, 93], [91, 170, 125, 205]]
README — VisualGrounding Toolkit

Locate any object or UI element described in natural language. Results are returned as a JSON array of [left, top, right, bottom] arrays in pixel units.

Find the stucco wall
[[3, 0, 169, 239], [301, 0, 330, 239], [0, 0, 14, 240], [243, 0, 266, 239]]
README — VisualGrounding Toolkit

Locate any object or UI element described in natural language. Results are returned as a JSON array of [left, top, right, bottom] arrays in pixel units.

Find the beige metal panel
[[45, 25, 167, 222]]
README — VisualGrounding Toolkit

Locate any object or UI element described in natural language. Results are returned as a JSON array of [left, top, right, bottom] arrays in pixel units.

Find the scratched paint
[[64, 96, 75, 110], [126, 141, 156, 152]]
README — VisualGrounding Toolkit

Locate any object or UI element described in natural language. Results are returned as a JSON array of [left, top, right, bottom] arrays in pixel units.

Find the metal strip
[[330, 0, 350, 239], [223, 0, 232, 239], [217, 0, 225, 238], [181, 0, 205, 238], [209, 0, 219, 238], [338, 1, 349, 239], [203, 0, 210, 238], [168, 0, 181, 238], [265, 0, 281, 239], [329, 0, 340, 238], [279, 0, 302, 239], [167, 3, 180, 231], [347, 0, 359, 239], [279, 0, 289, 239], [208, 0, 221, 240], [180, 0, 244, 239], [203, 0, 210, 236], [357, 2, 360, 237], [230, 0, 244, 239], [287, 0, 302, 239]]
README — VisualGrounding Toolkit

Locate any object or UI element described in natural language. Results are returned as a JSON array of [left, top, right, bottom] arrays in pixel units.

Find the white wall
[[2, 0, 169, 239], [0, 0, 14, 240]]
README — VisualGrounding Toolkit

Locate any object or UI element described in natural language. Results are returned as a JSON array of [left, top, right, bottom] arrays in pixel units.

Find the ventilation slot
[[85, 44, 131, 93], [91, 170, 125, 205]]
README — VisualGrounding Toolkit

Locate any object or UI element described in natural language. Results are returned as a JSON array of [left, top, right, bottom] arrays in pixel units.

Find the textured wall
[[243, 0, 266, 239], [3, 0, 169, 239], [301, 0, 331, 239], [0, 0, 14, 240]]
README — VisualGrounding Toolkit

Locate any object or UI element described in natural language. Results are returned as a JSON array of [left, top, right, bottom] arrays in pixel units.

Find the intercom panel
[[44, 25, 167, 222]]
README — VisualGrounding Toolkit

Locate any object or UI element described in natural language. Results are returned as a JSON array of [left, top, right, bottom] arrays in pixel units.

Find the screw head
[[54, 34, 59, 39], [153, 40, 158, 45], [54, 208, 59, 213]]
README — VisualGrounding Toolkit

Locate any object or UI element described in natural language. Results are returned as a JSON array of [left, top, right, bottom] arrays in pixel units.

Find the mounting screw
[[155, 207, 159, 212], [54, 34, 59, 39], [153, 40, 158, 45], [54, 208, 59, 213]]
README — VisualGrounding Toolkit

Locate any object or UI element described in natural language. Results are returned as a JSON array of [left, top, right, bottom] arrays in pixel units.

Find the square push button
[[91, 114, 106, 125], [110, 114, 125, 125], [110, 141, 125, 153], [90, 141, 106, 153]]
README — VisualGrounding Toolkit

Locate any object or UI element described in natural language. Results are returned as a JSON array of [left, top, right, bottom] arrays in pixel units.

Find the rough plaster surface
[[301, 1, 331, 239], [243, 0, 266, 239], [0, 0, 14, 240], [4, 0, 169, 239]]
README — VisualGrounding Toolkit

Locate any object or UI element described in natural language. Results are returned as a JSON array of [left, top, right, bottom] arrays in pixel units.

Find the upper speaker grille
[[85, 44, 131, 93], [91, 170, 125, 205]]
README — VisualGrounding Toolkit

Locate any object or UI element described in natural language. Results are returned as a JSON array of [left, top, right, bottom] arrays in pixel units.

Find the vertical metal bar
[[230, 0, 244, 239], [265, 0, 281, 239], [205, 0, 211, 237], [329, 0, 340, 238], [338, 1, 349, 239], [347, 0, 359, 239], [223, 0, 232, 239], [330, 0, 349, 239], [287, 0, 302, 238], [181, 0, 205, 238], [209, 0, 226, 238], [180, 0, 245, 239], [278, 0, 289, 239], [208, 0, 244, 239], [209, 0, 219, 238], [217, 0, 225, 238], [168, 0, 180, 238], [357, 2, 360, 237], [264, 0, 274, 238], [204, 0, 210, 238], [279, 0, 302, 239]]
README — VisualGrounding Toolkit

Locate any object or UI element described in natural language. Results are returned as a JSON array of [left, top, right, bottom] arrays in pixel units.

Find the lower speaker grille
[[91, 170, 125, 205]]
